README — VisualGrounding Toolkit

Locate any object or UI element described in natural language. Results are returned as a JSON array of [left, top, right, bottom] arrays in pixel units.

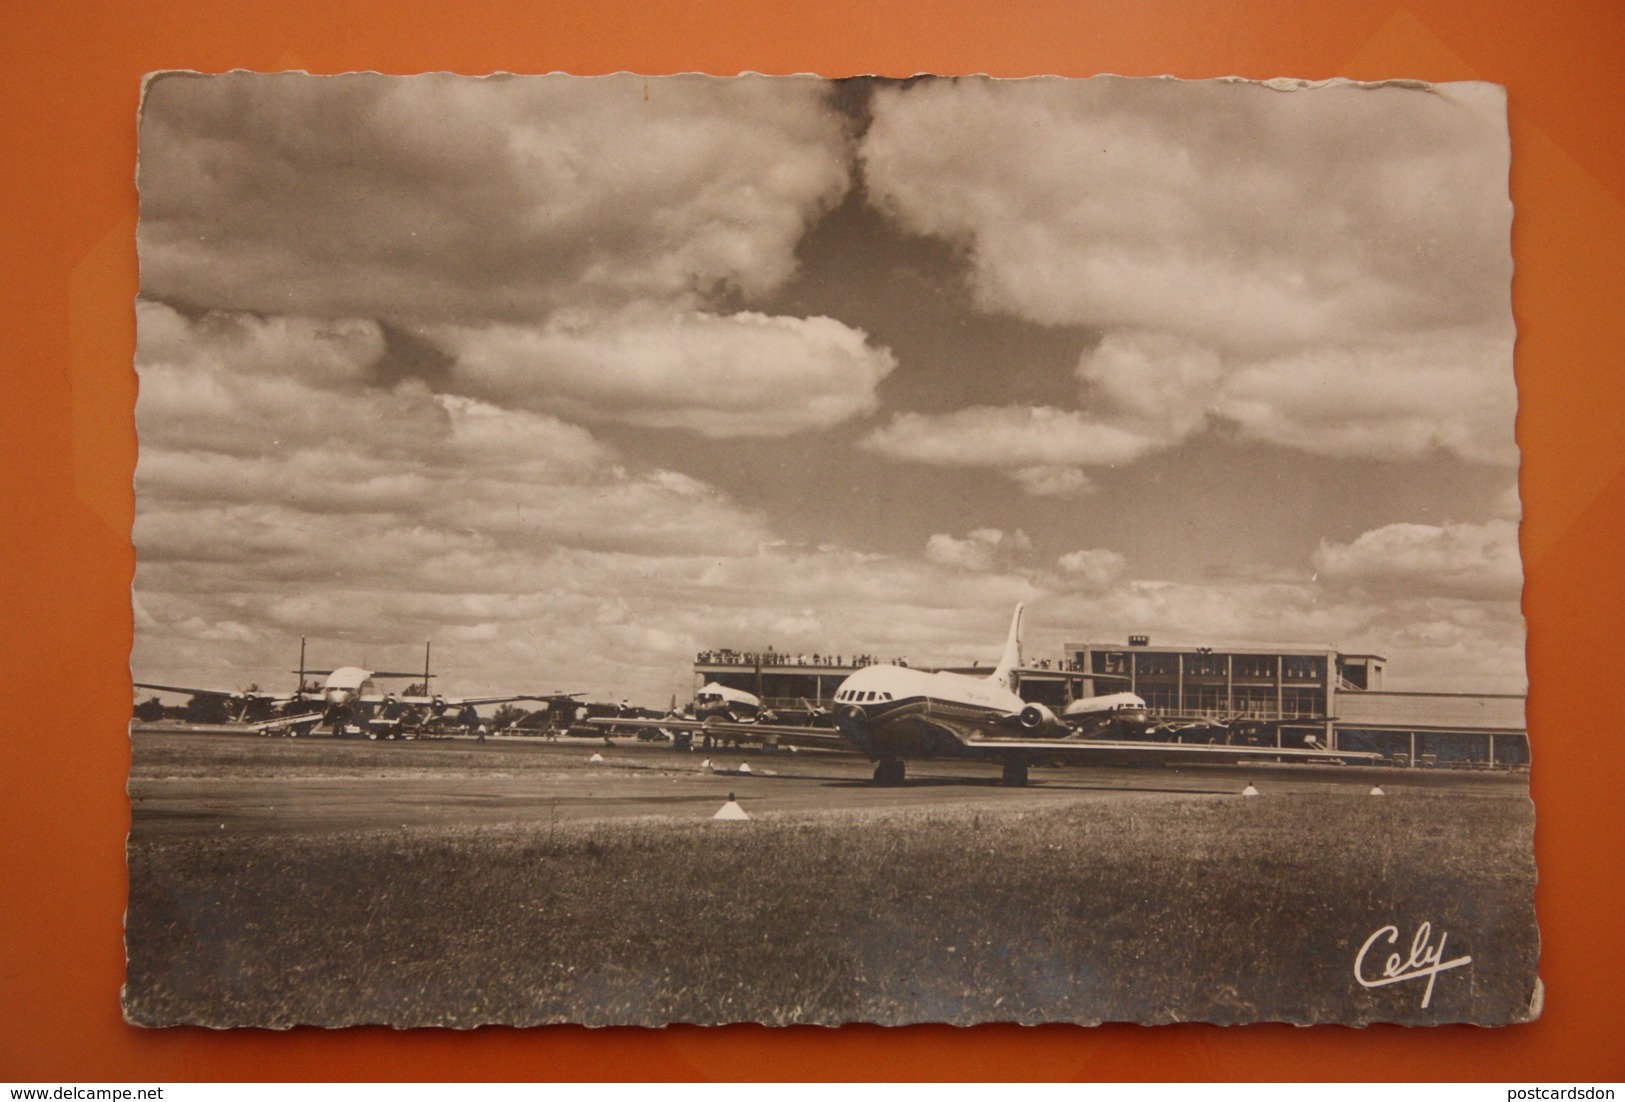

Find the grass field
[[125, 774, 1537, 1027], [127, 731, 602, 778]]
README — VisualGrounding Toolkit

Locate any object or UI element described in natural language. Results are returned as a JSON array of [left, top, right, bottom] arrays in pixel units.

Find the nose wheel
[[873, 758, 906, 786]]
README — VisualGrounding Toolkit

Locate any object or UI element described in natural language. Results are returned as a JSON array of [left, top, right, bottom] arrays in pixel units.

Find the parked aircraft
[[136, 640, 564, 740], [592, 605, 1379, 785], [694, 682, 762, 722], [132, 680, 305, 724], [691, 683, 834, 727], [608, 683, 842, 749], [134, 638, 369, 722]]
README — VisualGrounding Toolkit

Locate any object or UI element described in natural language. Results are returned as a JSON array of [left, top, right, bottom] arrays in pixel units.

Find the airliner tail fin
[[989, 603, 1024, 692]]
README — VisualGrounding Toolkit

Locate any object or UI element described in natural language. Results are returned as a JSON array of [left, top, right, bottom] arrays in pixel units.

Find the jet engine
[[1018, 702, 1066, 736], [834, 703, 872, 754], [835, 703, 868, 735]]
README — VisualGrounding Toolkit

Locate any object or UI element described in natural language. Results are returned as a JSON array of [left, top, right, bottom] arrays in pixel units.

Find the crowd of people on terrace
[[694, 648, 1087, 672], [695, 649, 900, 669]]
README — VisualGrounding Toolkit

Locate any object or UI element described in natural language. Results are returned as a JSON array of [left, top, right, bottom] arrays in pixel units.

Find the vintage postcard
[[126, 73, 1535, 1027]]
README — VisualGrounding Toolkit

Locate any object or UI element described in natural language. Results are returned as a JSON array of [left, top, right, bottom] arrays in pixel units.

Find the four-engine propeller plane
[[591, 605, 1379, 786], [135, 640, 567, 741]]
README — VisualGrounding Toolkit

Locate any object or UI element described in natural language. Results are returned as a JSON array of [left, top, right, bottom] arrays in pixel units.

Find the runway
[[128, 727, 1527, 840]]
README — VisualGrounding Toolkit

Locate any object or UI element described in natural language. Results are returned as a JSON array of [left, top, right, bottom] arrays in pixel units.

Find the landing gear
[[873, 758, 907, 786], [1001, 759, 1030, 787]]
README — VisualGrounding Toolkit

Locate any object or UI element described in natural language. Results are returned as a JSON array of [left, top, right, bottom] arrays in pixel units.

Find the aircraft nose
[[835, 703, 868, 738]]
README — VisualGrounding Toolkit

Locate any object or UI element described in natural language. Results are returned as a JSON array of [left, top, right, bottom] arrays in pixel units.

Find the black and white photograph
[[125, 72, 1536, 1028]]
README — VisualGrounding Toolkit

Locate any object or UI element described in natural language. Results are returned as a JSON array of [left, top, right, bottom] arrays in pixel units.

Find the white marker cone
[[1369, 785, 1386, 796], [713, 792, 749, 820], [588, 752, 604, 763], [738, 762, 751, 774], [1241, 783, 1260, 797]]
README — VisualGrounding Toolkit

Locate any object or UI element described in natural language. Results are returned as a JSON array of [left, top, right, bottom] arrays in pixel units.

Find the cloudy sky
[[132, 73, 1522, 703]]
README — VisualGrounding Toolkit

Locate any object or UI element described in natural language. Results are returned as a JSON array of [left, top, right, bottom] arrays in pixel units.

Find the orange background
[[2, 0, 1622, 1082]]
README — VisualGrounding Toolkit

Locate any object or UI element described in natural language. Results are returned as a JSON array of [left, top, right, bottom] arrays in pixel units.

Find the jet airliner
[[593, 605, 1379, 785]]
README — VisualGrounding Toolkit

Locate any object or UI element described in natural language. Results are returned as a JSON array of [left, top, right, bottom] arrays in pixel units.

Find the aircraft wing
[[395, 692, 582, 708], [135, 682, 242, 699], [585, 716, 850, 752], [393, 693, 540, 708], [959, 734, 1380, 765], [134, 682, 306, 705], [457, 694, 571, 707], [240, 711, 328, 733]]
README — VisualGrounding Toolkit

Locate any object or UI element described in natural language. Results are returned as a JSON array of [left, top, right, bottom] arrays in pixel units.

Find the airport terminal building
[[1063, 638, 1528, 769], [692, 636, 1528, 770]]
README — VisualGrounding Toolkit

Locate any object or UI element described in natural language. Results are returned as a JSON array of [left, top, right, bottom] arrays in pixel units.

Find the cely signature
[[1354, 921, 1473, 1009]]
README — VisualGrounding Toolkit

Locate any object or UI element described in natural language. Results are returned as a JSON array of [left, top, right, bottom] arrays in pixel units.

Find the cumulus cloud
[[140, 73, 853, 323], [135, 300, 453, 460], [864, 332, 1223, 490], [864, 77, 1510, 348], [866, 320, 1517, 489], [1077, 330, 1224, 441], [137, 75, 898, 440], [1054, 549, 1127, 592], [136, 302, 776, 553], [1214, 331, 1518, 465], [428, 309, 896, 438], [137, 303, 386, 388], [861, 77, 1517, 470], [924, 528, 1033, 571], [1312, 519, 1523, 601], [863, 406, 1159, 468]]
